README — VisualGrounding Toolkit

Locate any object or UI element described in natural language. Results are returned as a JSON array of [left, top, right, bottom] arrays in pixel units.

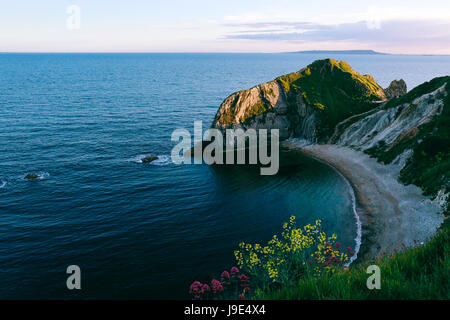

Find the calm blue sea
[[0, 53, 449, 299]]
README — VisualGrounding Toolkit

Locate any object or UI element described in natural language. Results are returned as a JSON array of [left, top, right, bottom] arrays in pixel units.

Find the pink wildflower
[[189, 281, 203, 299], [202, 284, 211, 293], [238, 274, 250, 287], [238, 274, 249, 281], [221, 270, 230, 280], [211, 279, 224, 294]]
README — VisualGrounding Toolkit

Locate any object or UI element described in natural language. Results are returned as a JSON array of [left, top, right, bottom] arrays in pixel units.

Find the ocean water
[[0, 53, 449, 299]]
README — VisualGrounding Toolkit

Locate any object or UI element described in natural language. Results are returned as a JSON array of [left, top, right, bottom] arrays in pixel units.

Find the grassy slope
[[218, 59, 385, 140], [365, 76, 450, 214], [259, 77, 450, 300], [258, 221, 450, 300], [277, 59, 385, 141]]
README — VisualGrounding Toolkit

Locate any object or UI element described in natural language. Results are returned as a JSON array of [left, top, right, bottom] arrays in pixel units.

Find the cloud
[[222, 19, 450, 49]]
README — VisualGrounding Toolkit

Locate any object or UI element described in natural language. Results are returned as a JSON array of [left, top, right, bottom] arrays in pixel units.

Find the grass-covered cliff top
[[277, 58, 386, 140], [277, 58, 385, 100], [258, 220, 449, 300], [261, 76, 450, 300], [214, 59, 386, 141]]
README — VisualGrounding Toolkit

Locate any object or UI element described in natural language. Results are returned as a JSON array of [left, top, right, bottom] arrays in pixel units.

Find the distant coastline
[[1, 51, 450, 56], [290, 50, 388, 55]]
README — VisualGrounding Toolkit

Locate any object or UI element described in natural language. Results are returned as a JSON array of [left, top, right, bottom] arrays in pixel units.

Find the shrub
[[233, 217, 350, 292], [188, 217, 351, 300]]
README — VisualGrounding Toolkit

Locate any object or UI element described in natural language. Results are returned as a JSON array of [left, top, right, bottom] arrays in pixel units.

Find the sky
[[1, 0, 450, 54]]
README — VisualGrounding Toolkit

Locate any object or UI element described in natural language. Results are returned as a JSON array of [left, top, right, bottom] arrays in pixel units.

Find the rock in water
[[384, 79, 407, 99], [25, 174, 40, 180], [141, 156, 159, 163]]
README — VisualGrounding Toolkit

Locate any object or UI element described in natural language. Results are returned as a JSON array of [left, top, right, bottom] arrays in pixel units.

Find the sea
[[0, 53, 449, 299]]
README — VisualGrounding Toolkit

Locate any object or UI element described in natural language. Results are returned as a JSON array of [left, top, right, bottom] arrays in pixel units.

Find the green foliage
[[364, 77, 450, 212], [216, 59, 385, 140], [364, 140, 387, 159], [399, 82, 450, 206], [243, 101, 270, 124], [257, 223, 450, 300], [258, 76, 450, 300], [276, 71, 303, 92], [234, 217, 350, 294], [277, 59, 385, 141]]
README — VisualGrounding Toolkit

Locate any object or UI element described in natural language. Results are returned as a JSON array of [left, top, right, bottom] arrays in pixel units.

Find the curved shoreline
[[284, 141, 444, 262], [301, 151, 362, 265], [323, 161, 362, 265]]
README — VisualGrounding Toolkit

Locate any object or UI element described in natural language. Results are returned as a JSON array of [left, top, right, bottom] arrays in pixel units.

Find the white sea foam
[[0, 180, 6, 189], [284, 139, 362, 265], [292, 143, 444, 261], [149, 155, 171, 166], [298, 150, 362, 266], [335, 168, 362, 266], [38, 172, 50, 180]]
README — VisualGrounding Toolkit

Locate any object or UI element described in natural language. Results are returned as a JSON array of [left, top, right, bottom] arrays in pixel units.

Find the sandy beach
[[284, 142, 445, 261]]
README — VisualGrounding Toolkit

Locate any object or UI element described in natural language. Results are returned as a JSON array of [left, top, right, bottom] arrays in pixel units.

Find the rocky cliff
[[212, 60, 450, 214], [212, 59, 386, 142], [384, 79, 407, 99], [336, 79, 446, 153], [335, 76, 450, 214]]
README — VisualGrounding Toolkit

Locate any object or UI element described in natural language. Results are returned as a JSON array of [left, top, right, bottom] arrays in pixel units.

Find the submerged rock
[[25, 174, 40, 180], [141, 156, 159, 163], [384, 79, 407, 99]]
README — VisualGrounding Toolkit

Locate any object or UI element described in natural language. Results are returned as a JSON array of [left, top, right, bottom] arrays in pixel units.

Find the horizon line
[[1, 51, 450, 56]]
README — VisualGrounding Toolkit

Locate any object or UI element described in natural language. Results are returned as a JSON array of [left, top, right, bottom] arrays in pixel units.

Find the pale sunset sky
[[1, 0, 450, 54]]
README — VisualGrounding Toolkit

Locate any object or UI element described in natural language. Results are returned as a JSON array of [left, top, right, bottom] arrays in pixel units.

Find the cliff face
[[212, 80, 292, 139], [211, 60, 449, 213], [337, 80, 447, 153], [212, 59, 386, 142], [334, 76, 450, 214]]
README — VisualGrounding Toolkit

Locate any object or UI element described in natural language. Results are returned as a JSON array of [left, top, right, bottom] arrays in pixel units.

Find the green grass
[[277, 59, 385, 141], [257, 222, 450, 300], [399, 81, 450, 210], [243, 101, 271, 124], [364, 77, 450, 214], [217, 59, 385, 140], [257, 76, 450, 300]]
